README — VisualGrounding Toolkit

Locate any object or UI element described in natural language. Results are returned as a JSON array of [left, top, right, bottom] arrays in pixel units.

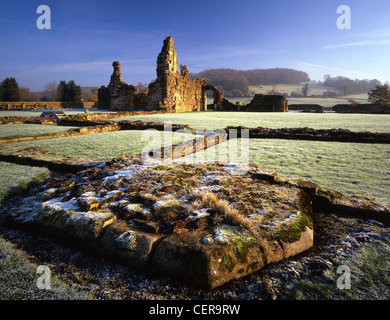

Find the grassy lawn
[[180, 139, 390, 203], [113, 111, 390, 133], [0, 235, 94, 300], [0, 162, 50, 200], [0, 161, 94, 300], [0, 130, 198, 161], [0, 124, 77, 138], [288, 237, 390, 300]]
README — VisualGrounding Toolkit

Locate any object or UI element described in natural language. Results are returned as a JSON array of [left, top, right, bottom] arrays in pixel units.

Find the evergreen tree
[[57, 81, 67, 101], [66, 80, 82, 102], [56, 80, 82, 102], [1, 77, 20, 101]]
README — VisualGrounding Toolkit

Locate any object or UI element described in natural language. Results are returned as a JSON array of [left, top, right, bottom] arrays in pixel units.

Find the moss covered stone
[[271, 211, 313, 243], [233, 237, 257, 263], [221, 253, 235, 272]]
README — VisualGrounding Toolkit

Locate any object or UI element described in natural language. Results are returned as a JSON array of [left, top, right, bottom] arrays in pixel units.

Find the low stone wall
[[289, 104, 323, 112], [0, 116, 57, 125], [0, 101, 96, 111], [65, 110, 168, 122], [144, 130, 228, 161], [0, 123, 121, 144], [332, 104, 390, 114], [0, 119, 191, 145], [0, 153, 92, 173], [226, 126, 390, 144]]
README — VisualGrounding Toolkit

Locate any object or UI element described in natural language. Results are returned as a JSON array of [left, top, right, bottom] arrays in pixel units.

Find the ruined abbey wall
[[98, 36, 287, 113], [99, 37, 211, 113]]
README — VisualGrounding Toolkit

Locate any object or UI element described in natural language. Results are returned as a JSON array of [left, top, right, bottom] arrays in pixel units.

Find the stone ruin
[[244, 94, 288, 112], [98, 36, 289, 113], [98, 36, 226, 112]]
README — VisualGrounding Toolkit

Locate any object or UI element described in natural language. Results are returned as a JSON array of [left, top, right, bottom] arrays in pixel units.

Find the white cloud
[[18, 58, 155, 75], [346, 28, 390, 39], [181, 46, 263, 63], [325, 39, 390, 49], [325, 27, 390, 49], [294, 61, 378, 80]]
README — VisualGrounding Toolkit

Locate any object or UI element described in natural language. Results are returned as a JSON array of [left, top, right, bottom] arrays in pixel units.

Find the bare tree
[[43, 81, 59, 101], [347, 98, 360, 107], [82, 88, 98, 102], [19, 87, 40, 101], [301, 83, 310, 97]]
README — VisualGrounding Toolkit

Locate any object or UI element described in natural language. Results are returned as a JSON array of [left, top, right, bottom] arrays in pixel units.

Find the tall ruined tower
[[156, 36, 178, 78], [146, 36, 207, 112]]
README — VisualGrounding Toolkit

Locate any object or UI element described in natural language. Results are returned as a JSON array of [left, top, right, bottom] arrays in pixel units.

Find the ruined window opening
[[205, 89, 216, 110]]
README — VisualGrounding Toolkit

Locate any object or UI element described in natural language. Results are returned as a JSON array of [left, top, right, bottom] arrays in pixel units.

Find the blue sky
[[1, 0, 390, 91]]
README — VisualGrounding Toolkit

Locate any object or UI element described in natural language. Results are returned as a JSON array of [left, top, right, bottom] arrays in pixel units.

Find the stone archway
[[202, 85, 225, 111]]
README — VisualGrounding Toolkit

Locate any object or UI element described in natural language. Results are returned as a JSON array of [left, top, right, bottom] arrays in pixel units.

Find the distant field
[[245, 82, 369, 107], [248, 82, 343, 96], [286, 96, 368, 108]]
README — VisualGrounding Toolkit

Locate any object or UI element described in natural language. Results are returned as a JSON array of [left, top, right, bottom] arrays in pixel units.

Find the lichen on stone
[[63, 211, 115, 240], [152, 196, 181, 212], [116, 230, 137, 251]]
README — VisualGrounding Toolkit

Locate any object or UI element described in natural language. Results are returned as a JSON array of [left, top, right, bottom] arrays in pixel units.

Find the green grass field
[[0, 124, 77, 138], [179, 138, 390, 203], [0, 130, 198, 161], [113, 111, 390, 133], [0, 162, 49, 200], [0, 232, 94, 300], [248, 81, 344, 96]]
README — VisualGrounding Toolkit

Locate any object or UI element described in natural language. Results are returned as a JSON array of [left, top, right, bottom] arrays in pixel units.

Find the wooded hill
[[323, 75, 381, 96], [190, 68, 310, 97]]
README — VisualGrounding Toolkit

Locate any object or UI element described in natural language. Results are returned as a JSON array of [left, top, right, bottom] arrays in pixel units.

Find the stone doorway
[[202, 85, 224, 111]]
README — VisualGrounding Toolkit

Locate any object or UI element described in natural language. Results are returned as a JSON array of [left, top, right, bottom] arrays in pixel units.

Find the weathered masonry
[[98, 36, 225, 112]]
